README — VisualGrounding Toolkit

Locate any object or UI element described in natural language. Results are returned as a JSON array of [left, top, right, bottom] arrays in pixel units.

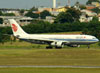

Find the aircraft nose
[[96, 39, 99, 42]]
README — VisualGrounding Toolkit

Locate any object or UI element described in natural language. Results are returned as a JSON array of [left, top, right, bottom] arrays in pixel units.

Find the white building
[[0, 16, 33, 26], [0, 8, 20, 16], [45, 16, 55, 23], [98, 17, 100, 21], [79, 15, 93, 22], [81, 9, 97, 16]]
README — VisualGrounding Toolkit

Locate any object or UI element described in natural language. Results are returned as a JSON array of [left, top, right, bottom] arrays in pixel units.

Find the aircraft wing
[[26, 38, 70, 45]]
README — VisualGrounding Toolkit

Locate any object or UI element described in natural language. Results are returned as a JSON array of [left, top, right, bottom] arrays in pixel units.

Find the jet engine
[[51, 41, 63, 48]]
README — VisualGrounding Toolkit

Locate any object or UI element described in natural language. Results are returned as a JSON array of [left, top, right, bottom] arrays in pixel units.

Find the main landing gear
[[46, 46, 53, 49], [55, 46, 62, 49], [87, 45, 90, 49], [46, 46, 62, 49]]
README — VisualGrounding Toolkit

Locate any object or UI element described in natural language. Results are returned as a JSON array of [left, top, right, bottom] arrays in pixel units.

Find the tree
[[25, 11, 39, 18], [20, 9, 25, 16], [79, 5, 86, 10], [55, 8, 81, 23], [55, 12, 74, 23], [82, 28, 89, 34], [3, 13, 15, 16], [40, 10, 51, 19], [67, 8, 81, 22], [86, 0, 99, 5], [82, 21, 100, 41], [0, 18, 3, 24], [25, 11, 33, 17], [0, 32, 2, 43], [29, 7, 38, 12], [92, 16, 98, 22], [0, 11, 3, 16], [91, 7, 100, 14], [32, 13, 39, 18]]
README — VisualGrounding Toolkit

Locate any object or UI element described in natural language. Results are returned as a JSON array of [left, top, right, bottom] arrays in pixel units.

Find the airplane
[[9, 19, 99, 49]]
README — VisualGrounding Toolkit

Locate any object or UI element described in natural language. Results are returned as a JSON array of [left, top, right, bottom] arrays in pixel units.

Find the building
[[0, 16, 33, 26], [0, 8, 20, 16], [81, 9, 97, 16], [92, 2, 100, 7], [56, 6, 67, 12], [79, 15, 93, 22], [44, 16, 55, 23], [86, 5, 96, 10], [38, 7, 52, 12]]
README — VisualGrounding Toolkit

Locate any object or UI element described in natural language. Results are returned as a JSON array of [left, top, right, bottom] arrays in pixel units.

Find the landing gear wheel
[[55, 46, 62, 49], [87, 45, 90, 49], [46, 46, 53, 49]]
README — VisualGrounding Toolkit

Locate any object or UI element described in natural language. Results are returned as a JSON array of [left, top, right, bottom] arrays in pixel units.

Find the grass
[[0, 41, 100, 73], [0, 42, 100, 66], [0, 41, 100, 49], [0, 41, 46, 49], [0, 68, 100, 73]]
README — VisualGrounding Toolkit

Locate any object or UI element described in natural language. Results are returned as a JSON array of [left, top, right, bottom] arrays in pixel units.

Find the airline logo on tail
[[12, 24, 17, 32]]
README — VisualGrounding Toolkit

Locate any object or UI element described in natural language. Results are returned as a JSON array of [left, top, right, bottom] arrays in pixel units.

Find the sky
[[0, 0, 88, 9]]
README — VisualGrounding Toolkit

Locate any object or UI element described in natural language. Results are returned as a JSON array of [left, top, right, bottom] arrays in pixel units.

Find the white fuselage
[[19, 34, 99, 45]]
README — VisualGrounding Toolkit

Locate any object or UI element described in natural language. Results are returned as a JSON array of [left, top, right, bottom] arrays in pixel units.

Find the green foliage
[[55, 8, 81, 23], [0, 32, 2, 43], [86, 0, 100, 5], [0, 11, 3, 16], [92, 17, 98, 22], [0, 11, 15, 16], [40, 10, 51, 19], [32, 13, 39, 18], [82, 28, 89, 34], [0, 18, 3, 24], [88, 22, 100, 38], [0, 27, 12, 43], [79, 5, 86, 9], [91, 7, 100, 14], [23, 20, 52, 33], [25, 7, 38, 17], [25, 11, 39, 18], [3, 13, 15, 16], [1, 27, 12, 34], [25, 11, 32, 17], [55, 12, 73, 23], [29, 6, 38, 12], [67, 8, 81, 21], [23, 20, 88, 34], [19, 9, 25, 16], [82, 21, 100, 40], [82, 18, 100, 41]]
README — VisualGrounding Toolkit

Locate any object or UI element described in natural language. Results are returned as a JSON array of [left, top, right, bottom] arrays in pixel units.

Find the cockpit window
[[93, 37, 96, 39]]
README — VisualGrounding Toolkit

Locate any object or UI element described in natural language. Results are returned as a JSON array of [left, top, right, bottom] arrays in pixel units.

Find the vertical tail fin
[[9, 19, 28, 36]]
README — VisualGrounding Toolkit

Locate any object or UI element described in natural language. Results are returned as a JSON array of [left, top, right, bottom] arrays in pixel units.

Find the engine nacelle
[[51, 41, 63, 47]]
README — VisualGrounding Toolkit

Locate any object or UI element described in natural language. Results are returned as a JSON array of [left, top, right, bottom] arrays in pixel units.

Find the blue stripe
[[49, 38, 98, 42]]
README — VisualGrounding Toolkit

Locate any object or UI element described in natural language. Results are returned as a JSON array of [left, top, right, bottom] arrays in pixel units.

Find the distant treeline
[[23, 21, 87, 33], [0, 20, 99, 35]]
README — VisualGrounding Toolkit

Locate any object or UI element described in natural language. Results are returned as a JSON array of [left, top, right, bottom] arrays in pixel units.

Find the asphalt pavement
[[0, 65, 100, 68]]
